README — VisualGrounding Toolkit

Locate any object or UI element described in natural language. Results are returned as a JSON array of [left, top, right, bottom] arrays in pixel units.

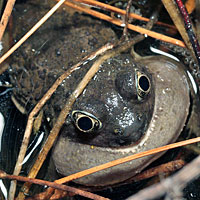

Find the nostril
[[77, 116, 93, 132]]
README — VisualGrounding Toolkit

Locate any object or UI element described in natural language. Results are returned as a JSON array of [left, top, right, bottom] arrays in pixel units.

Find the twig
[[16, 43, 114, 200], [126, 155, 200, 200], [128, 160, 185, 183], [7, 1, 73, 199], [72, 0, 176, 30], [0, 0, 66, 70], [161, 0, 199, 66], [47, 137, 200, 187], [196, 0, 200, 41], [26, 189, 69, 200], [122, 0, 133, 38], [0, 170, 109, 200], [61, 0, 185, 47], [0, 0, 16, 41], [38, 159, 184, 200], [175, 0, 200, 67]]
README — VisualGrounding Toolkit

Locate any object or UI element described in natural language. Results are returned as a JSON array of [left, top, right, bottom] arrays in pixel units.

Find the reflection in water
[[0, 72, 47, 198], [0, 112, 6, 199], [0, 180, 7, 199], [0, 112, 5, 151], [22, 132, 44, 165]]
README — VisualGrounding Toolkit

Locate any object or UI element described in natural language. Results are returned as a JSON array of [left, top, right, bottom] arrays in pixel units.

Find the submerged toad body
[[9, 3, 190, 186]]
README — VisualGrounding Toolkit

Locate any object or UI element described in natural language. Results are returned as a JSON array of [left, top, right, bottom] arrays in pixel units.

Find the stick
[[62, 0, 185, 47], [16, 43, 114, 200], [0, 0, 16, 41], [0, 170, 109, 200], [127, 155, 200, 200]]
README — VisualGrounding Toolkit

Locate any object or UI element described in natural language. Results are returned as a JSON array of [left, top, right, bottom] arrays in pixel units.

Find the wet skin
[[9, 2, 190, 186], [9, 5, 154, 148]]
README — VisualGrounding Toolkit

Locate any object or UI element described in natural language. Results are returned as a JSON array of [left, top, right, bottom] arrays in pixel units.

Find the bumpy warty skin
[[9, 4, 155, 148]]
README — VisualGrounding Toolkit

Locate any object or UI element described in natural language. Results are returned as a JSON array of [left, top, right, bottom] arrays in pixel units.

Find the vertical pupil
[[139, 75, 150, 91]]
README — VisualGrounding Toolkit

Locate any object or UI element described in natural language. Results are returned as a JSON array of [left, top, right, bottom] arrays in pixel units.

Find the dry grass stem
[[61, 0, 185, 47], [16, 43, 114, 200], [175, 0, 200, 67], [73, 0, 176, 30], [122, 0, 133, 38], [161, 0, 196, 62], [196, 0, 200, 41], [127, 155, 200, 200], [0, 0, 66, 69], [0, 171, 109, 200], [128, 160, 185, 183], [52, 137, 200, 185], [0, 0, 16, 41], [7, 2, 71, 199]]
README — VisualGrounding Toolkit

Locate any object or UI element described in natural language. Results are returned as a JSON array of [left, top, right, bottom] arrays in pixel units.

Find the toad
[[9, 2, 190, 186]]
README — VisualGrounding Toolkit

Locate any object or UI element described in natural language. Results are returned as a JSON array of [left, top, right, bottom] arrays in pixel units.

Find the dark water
[[0, 72, 47, 199]]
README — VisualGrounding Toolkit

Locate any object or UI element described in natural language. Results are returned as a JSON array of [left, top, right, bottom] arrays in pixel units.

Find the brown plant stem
[[47, 137, 200, 187], [10, 43, 113, 200], [60, 0, 185, 47], [16, 43, 114, 200], [175, 0, 200, 68], [48, 160, 185, 200], [73, 0, 176, 30], [161, 0, 197, 64], [122, 0, 133, 38], [0, 170, 109, 200], [0, 0, 16, 41], [196, 0, 200, 41], [126, 155, 200, 200], [128, 160, 185, 183]]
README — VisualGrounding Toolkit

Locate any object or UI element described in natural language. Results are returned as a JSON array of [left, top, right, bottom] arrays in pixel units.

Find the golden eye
[[71, 110, 102, 133], [135, 70, 151, 100]]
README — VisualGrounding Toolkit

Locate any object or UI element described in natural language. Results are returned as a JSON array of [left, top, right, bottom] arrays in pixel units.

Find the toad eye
[[135, 70, 151, 100], [115, 69, 151, 101], [71, 110, 102, 133]]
